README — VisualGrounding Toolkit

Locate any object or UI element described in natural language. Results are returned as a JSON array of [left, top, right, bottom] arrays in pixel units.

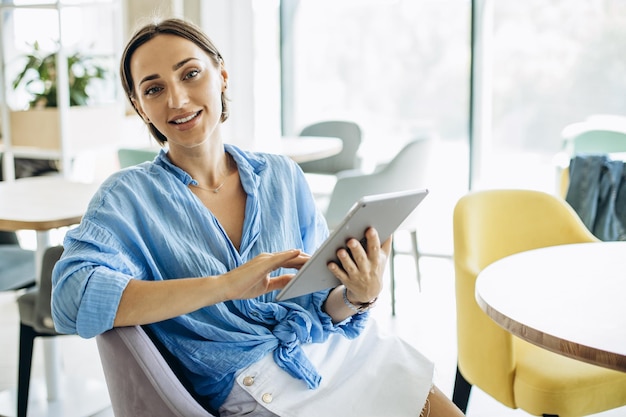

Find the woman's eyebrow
[[138, 58, 200, 86], [139, 74, 159, 86], [173, 57, 199, 71]]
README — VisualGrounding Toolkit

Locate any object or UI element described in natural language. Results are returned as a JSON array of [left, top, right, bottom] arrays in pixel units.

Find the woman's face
[[130, 34, 227, 149]]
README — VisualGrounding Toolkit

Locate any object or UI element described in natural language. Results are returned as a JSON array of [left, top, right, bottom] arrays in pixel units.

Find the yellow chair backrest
[[452, 189, 598, 407]]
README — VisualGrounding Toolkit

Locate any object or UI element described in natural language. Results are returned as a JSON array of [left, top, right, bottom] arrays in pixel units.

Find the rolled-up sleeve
[[52, 260, 131, 338], [51, 212, 138, 338]]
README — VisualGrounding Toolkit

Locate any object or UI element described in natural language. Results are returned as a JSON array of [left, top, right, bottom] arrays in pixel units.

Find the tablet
[[275, 188, 429, 301]]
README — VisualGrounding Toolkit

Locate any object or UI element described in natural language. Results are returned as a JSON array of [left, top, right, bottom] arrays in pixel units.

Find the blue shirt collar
[[153, 143, 268, 191]]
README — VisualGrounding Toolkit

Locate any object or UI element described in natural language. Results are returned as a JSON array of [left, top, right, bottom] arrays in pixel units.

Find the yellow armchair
[[452, 189, 626, 417]]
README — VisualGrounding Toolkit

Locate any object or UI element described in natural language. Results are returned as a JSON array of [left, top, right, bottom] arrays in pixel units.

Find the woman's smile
[[170, 110, 202, 130]]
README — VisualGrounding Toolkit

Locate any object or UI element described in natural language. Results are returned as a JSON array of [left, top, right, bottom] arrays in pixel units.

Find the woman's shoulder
[[100, 162, 158, 189], [91, 163, 174, 210]]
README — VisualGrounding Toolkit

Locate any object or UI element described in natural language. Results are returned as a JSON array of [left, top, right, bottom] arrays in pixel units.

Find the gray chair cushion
[[96, 326, 215, 417], [16, 246, 63, 334]]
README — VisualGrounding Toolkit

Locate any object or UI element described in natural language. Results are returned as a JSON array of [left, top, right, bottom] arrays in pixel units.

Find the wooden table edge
[[475, 291, 626, 373], [0, 216, 84, 232]]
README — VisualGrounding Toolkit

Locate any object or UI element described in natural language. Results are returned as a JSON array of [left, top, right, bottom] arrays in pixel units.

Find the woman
[[51, 18, 463, 417]]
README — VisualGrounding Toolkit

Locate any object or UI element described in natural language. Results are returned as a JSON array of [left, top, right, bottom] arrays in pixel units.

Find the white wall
[[199, 0, 256, 149]]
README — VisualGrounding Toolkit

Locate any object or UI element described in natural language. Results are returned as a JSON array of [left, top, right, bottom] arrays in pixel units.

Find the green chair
[[561, 115, 626, 154], [117, 148, 159, 169]]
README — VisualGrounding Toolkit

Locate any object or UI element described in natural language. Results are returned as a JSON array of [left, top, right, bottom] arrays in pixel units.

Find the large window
[[477, 0, 626, 190], [279, 0, 626, 255], [282, 0, 470, 166], [280, 0, 471, 255]]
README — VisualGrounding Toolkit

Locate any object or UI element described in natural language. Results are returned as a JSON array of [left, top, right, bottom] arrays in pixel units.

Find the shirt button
[[243, 376, 254, 386], [262, 393, 273, 404]]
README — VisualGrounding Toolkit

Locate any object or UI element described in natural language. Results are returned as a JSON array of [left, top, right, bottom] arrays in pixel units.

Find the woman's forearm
[[114, 276, 224, 326], [114, 249, 305, 327]]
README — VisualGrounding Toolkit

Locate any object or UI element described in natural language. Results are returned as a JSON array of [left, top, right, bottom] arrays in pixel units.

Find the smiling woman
[[51, 18, 463, 417]]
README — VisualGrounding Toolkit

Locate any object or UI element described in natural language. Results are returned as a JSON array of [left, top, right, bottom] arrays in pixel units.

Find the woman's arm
[[114, 249, 308, 326]]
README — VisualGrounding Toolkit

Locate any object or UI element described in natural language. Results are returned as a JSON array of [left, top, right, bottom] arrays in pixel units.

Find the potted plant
[[12, 41, 109, 109], [8, 41, 121, 151]]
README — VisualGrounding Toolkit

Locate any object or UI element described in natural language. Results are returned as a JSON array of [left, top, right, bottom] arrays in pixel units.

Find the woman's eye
[[184, 69, 200, 80], [144, 85, 162, 96]]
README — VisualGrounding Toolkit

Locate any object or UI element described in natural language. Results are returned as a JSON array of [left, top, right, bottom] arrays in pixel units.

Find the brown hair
[[120, 18, 230, 145]]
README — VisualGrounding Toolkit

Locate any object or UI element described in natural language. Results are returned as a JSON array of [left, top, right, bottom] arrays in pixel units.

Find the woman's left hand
[[327, 227, 392, 304]]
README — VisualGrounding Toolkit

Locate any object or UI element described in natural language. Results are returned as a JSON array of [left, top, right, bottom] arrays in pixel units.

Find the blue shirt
[[51, 144, 368, 411]]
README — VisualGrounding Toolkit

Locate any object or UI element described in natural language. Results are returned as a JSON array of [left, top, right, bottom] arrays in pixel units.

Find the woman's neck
[[168, 141, 230, 187]]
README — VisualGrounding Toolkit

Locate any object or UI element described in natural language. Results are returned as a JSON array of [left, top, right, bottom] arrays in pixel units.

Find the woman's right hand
[[220, 249, 310, 300]]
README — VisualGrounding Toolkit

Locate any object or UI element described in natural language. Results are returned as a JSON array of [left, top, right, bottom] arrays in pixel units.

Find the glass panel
[[282, 0, 471, 256], [3, 2, 118, 109], [253, 0, 282, 138], [478, 0, 626, 192]]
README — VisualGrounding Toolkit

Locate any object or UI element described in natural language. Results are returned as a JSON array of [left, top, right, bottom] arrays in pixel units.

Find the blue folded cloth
[[565, 154, 626, 241]]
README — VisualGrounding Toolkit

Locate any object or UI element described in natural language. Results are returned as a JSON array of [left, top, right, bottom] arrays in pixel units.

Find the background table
[[476, 241, 626, 373], [0, 176, 99, 279], [128, 136, 343, 165], [278, 136, 343, 163], [255, 136, 343, 163], [0, 176, 107, 417]]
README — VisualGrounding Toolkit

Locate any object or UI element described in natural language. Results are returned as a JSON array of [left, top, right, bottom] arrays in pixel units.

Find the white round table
[[476, 241, 626, 373]]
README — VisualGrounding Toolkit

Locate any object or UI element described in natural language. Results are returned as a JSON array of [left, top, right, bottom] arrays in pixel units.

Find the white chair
[[323, 137, 432, 315], [554, 115, 626, 195], [297, 120, 362, 175]]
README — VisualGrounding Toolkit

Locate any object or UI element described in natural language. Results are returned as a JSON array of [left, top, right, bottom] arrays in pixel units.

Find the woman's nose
[[168, 84, 189, 109]]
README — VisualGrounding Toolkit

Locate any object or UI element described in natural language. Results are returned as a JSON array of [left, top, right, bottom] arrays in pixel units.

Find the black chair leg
[[18, 323, 37, 417], [452, 365, 472, 414]]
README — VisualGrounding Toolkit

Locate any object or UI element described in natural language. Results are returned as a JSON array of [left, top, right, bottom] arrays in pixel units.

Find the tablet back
[[276, 188, 429, 301]]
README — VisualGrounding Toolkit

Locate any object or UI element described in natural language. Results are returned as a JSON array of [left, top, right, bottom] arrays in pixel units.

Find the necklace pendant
[[213, 182, 225, 193]]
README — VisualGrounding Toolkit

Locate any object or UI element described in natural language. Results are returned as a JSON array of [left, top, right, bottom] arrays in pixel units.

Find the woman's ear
[[221, 67, 229, 92], [132, 98, 150, 123]]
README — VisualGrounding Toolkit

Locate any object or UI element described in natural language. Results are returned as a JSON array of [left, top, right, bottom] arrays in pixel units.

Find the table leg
[[35, 231, 61, 401]]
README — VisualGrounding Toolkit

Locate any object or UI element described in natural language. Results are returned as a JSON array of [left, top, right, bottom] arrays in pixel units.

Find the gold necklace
[[190, 156, 233, 194]]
